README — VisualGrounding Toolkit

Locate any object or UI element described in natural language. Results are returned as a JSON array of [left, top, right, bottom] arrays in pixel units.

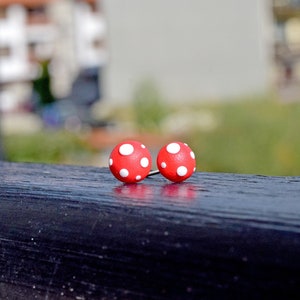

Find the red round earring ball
[[157, 142, 196, 182], [109, 140, 152, 183]]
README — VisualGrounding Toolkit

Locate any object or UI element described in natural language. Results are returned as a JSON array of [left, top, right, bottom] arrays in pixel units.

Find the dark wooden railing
[[1, 161, 300, 299]]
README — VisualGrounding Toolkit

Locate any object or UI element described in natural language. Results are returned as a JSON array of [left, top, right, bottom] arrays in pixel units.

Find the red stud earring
[[109, 140, 152, 183], [156, 142, 196, 182]]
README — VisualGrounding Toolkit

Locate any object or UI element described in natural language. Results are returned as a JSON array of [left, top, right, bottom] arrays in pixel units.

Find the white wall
[[74, 1, 107, 68], [103, 0, 273, 104], [0, 5, 31, 83]]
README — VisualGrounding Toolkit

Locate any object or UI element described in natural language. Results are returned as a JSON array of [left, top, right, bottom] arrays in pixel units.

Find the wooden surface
[[1, 161, 300, 299]]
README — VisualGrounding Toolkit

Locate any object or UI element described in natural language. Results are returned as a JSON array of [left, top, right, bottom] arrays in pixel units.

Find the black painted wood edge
[[1, 162, 300, 299]]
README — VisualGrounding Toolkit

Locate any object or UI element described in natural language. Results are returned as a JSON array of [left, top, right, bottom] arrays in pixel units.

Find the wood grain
[[1, 161, 300, 299]]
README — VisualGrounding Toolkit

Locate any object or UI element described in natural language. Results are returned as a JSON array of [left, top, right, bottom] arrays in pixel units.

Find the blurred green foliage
[[132, 80, 167, 132], [3, 97, 300, 176], [32, 60, 55, 106], [186, 98, 300, 176], [3, 130, 93, 165]]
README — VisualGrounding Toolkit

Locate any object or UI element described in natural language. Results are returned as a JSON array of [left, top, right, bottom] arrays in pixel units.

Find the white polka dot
[[119, 144, 134, 156], [184, 143, 188, 146], [193, 167, 196, 172], [140, 157, 149, 168], [161, 162, 167, 168], [177, 166, 188, 177], [136, 175, 141, 181], [141, 144, 146, 149], [109, 158, 113, 166], [119, 169, 129, 177], [166, 143, 180, 154], [190, 151, 195, 159]]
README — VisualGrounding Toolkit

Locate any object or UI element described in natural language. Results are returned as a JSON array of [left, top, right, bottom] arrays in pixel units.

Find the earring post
[[147, 170, 160, 177]]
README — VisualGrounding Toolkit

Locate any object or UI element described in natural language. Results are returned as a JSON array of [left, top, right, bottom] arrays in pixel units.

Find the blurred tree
[[32, 60, 55, 107]]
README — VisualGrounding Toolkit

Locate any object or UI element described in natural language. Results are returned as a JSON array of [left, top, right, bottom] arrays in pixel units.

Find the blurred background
[[1, 0, 300, 175]]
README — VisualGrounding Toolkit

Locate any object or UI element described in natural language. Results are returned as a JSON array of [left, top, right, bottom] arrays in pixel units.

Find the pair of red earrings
[[109, 140, 196, 183]]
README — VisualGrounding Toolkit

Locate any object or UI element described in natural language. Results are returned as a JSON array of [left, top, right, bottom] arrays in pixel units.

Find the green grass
[[3, 97, 300, 176], [132, 80, 168, 132], [186, 99, 300, 176], [3, 130, 95, 165]]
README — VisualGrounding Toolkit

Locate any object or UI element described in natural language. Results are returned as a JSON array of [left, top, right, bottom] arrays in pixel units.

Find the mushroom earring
[[109, 140, 152, 183], [155, 142, 196, 182], [109, 140, 196, 183]]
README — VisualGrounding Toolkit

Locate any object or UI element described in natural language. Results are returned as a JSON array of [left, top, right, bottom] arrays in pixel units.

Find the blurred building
[[0, 0, 106, 113], [103, 0, 274, 104], [273, 0, 300, 89], [2, 0, 299, 113]]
